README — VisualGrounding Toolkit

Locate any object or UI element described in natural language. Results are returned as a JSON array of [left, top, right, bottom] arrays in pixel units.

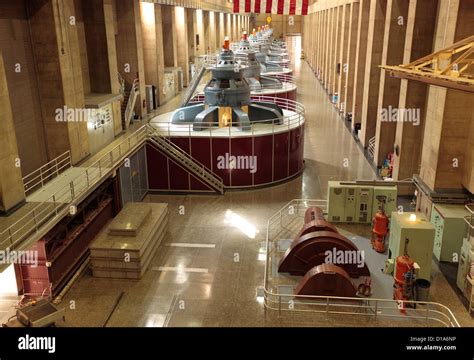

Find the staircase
[[121, 78, 140, 130], [145, 125, 224, 194]]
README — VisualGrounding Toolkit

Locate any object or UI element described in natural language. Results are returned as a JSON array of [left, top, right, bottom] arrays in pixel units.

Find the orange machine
[[371, 209, 389, 253]]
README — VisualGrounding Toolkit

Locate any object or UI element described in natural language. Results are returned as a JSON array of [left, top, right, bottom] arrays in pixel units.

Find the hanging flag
[[233, 0, 309, 15]]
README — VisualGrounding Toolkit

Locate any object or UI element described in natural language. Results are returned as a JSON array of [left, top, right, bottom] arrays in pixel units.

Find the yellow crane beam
[[380, 35, 474, 93]]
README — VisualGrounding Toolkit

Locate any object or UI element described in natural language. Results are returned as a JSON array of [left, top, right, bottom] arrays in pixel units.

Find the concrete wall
[[0, 1, 47, 175]]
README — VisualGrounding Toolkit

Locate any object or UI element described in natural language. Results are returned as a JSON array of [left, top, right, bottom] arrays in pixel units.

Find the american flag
[[233, 0, 309, 15]]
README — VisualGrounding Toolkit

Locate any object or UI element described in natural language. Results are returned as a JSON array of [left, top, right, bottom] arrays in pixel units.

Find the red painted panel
[[190, 137, 212, 169], [169, 137, 190, 190], [273, 132, 290, 181], [189, 137, 214, 190], [289, 126, 303, 175], [211, 137, 231, 185], [146, 143, 169, 190], [230, 137, 254, 186], [253, 135, 274, 184], [190, 173, 214, 191], [288, 89, 297, 101], [299, 126, 305, 172]]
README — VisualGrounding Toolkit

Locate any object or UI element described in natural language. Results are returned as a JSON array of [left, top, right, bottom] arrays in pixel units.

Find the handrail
[[464, 203, 474, 245], [117, 72, 125, 97], [124, 78, 140, 129], [146, 125, 224, 194], [0, 126, 148, 253], [263, 199, 461, 327], [368, 136, 376, 159], [150, 96, 304, 139], [22, 151, 71, 196], [191, 75, 297, 100]]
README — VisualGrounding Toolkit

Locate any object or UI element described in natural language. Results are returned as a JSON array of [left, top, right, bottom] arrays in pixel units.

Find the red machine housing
[[278, 207, 372, 298], [295, 264, 357, 297], [371, 210, 389, 253], [279, 231, 370, 278], [295, 207, 338, 239]]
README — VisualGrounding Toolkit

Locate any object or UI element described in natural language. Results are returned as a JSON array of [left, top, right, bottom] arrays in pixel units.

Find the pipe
[[53, 258, 90, 305]]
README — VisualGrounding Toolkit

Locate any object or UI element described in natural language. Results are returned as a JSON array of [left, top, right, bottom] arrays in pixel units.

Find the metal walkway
[[0, 124, 224, 267]]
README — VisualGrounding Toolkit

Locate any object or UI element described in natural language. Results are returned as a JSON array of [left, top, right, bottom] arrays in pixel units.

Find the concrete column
[[226, 13, 231, 38], [204, 11, 212, 54], [195, 9, 205, 56], [321, 11, 327, 83], [324, 9, 332, 88], [115, 0, 146, 117], [187, 9, 197, 63], [104, 0, 122, 136], [316, 12, 322, 75], [337, 4, 350, 112], [343, 2, 360, 117], [82, 0, 116, 93], [392, 0, 437, 194], [351, 0, 370, 130], [28, 0, 89, 164], [0, 52, 25, 212], [419, 0, 474, 195], [230, 14, 237, 42], [330, 6, 341, 96], [140, 2, 166, 106], [374, 0, 409, 166], [161, 5, 177, 67], [359, 0, 387, 147], [175, 7, 189, 86], [219, 12, 225, 46], [215, 12, 221, 49], [464, 113, 474, 193]]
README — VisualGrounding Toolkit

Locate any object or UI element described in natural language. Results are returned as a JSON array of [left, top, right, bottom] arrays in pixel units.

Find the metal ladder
[[145, 125, 224, 194]]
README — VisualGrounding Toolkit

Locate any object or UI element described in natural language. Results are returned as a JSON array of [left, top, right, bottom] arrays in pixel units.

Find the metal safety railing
[[150, 96, 305, 139], [263, 199, 461, 327], [0, 126, 148, 253], [464, 203, 474, 238], [146, 125, 224, 194], [190, 74, 297, 101], [117, 72, 125, 98], [22, 151, 72, 197], [368, 136, 376, 159]]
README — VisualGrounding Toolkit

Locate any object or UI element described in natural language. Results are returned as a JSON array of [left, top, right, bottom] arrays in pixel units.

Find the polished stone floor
[[50, 52, 473, 327]]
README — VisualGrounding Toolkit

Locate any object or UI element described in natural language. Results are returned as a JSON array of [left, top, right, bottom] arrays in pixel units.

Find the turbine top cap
[[223, 36, 230, 50]]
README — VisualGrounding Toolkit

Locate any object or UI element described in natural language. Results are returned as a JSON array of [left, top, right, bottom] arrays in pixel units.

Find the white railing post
[[33, 209, 38, 231], [69, 181, 75, 200], [53, 195, 57, 216]]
